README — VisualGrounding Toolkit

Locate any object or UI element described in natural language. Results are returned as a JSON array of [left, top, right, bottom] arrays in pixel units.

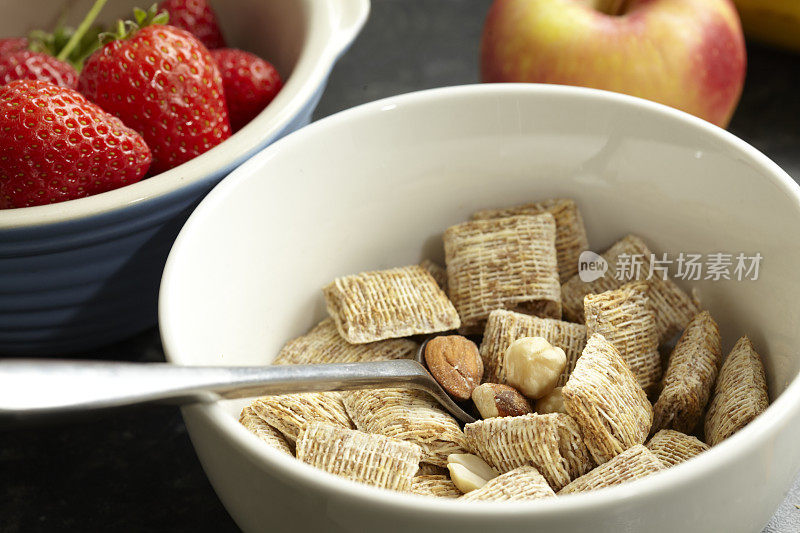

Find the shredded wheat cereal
[[472, 198, 588, 282], [323, 265, 460, 343], [562, 333, 653, 465], [409, 475, 462, 498], [343, 388, 468, 467], [464, 412, 593, 491], [652, 311, 722, 434], [460, 466, 556, 501], [239, 406, 294, 455], [444, 214, 561, 334], [249, 392, 353, 443], [296, 423, 422, 491], [646, 429, 709, 467], [558, 444, 664, 494], [704, 336, 769, 446], [242, 198, 774, 500], [561, 235, 700, 343], [273, 317, 418, 366], [583, 281, 662, 391]]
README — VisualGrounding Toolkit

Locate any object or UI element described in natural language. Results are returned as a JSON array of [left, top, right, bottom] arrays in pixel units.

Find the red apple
[[481, 0, 746, 127]]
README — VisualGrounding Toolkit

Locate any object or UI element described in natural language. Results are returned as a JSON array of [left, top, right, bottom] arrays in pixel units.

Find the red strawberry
[[0, 38, 28, 56], [0, 80, 151, 209], [159, 0, 226, 49], [78, 9, 231, 174], [0, 50, 78, 88], [211, 49, 282, 131]]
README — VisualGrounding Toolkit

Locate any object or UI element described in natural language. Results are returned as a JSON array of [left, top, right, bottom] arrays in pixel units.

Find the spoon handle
[[0, 359, 436, 423]]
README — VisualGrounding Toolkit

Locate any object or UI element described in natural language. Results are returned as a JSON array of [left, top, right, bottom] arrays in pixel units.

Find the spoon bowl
[[416, 333, 479, 423]]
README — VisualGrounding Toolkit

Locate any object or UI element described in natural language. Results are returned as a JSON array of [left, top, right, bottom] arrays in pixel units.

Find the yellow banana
[[733, 0, 800, 52]]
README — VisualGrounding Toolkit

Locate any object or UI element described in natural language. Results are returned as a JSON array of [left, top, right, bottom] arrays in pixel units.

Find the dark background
[[3, 0, 800, 531]]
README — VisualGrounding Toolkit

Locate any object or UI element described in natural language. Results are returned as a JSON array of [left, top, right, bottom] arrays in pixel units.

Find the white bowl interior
[[160, 85, 800, 518]]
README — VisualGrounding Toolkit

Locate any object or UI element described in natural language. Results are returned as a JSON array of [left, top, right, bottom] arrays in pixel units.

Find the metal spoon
[[0, 335, 475, 425]]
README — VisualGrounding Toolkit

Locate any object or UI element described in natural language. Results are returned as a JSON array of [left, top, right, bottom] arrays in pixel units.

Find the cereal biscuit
[[323, 265, 460, 343], [460, 466, 556, 502], [652, 311, 723, 434], [562, 333, 653, 465], [558, 445, 665, 494], [273, 317, 418, 366], [479, 309, 587, 385], [250, 392, 353, 443], [343, 388, 468, 467], [561, 235, 700, 343], [464, 413, 593, 491], [583, 281, 661, 391], [704, 336, 769, 446], [471, 198, 588, 282], [646, 430, 709, 467], [420, 259, 448, 293], [239, 406, 294, 455], [444, 214, 561, 334], [296, 423, 422, 491], [409, 475, 462, 498]]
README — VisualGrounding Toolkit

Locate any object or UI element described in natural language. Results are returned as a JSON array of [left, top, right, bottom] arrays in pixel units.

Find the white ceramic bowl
[[160, 85, 800, 533], [0, 0, 368, 354]]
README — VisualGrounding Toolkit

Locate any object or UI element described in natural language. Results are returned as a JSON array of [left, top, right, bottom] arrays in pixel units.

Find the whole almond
[[424, 335, 484, 400], [471, 383, 533, 418]]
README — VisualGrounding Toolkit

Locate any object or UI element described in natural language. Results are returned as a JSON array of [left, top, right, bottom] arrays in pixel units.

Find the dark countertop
[[3, 1, 800, 531]]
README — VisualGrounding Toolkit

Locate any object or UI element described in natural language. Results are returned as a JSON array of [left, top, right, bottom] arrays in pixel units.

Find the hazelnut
[[504, 336, 566, 399], [424, 335, 484, 400], [446, 453, 499, 493], [471, 383, 533, 418], [535, 386, 567, 414]]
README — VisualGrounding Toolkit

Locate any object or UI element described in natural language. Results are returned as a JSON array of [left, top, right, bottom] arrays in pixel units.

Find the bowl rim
[[0, 0, 368, 230], [160, 83, 800, 517]]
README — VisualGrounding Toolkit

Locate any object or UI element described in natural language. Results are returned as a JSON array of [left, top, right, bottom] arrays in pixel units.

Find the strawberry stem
[[98, 4, 169, 45], [56, 0, 108, 61]]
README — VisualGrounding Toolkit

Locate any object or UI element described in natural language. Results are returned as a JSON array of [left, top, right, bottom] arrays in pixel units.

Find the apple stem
[[598, 0, 630, 16]]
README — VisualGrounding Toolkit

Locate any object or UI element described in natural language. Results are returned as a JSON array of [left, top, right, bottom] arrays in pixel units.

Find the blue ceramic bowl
[[0, 0, 369, 355]]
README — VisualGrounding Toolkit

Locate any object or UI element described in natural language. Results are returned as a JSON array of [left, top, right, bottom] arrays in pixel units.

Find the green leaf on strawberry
[[99, 4, 170, 45], [27, 25, 105, 71]]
